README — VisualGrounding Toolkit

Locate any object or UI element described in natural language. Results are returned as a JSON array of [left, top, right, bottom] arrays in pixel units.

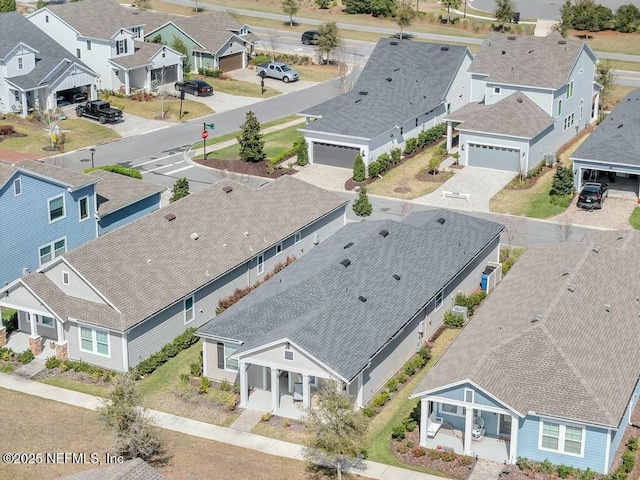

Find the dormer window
[[17, 57, 23, 70], [131, 26, 142, 39], [116, 39, 128, 55], [493, 86, 501, 95]]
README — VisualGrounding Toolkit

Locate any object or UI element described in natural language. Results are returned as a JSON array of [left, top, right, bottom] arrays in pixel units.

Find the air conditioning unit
[[452, 305, 468, 321]]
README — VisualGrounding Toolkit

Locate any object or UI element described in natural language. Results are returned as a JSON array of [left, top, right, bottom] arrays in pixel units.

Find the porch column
[[288, 371, 294, 393], [446, 121, 453, 152], [271, 368, 279, 414], [463, 404, 474, 455], [20, 91, 28, 119], [509, 415, 519, 464], [302, 374, 310, 408], [239, 360, 248, 408], [55, 319, 68, 361], [124, 70, 131, 95], [592, 91, 600, 121], [28, 312, 42, 356], [146, 68, 152, 92], [356, 372, 363, 408], [262, 366, 268, 389], [420, 398, 429, 446], [0, 326, 6, 347]]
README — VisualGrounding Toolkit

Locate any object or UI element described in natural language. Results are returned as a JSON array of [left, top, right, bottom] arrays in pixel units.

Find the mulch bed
[[391, 429, 475, 480], [196, 158, 296, 179], [415, 170, 450, 183], [504, 165, 554, 190]]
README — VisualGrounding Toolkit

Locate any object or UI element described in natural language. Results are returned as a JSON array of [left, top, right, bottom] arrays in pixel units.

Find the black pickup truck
[[76, 100, 123, 124]]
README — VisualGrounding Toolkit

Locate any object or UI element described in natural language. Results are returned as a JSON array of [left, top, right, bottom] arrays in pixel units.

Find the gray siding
[[203, 338, 239, 383], [44, 262, 106, 303], [67, 321, 125, 371]]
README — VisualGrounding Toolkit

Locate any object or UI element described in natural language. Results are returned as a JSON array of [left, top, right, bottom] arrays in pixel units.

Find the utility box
[[452, 305, 468, 321]]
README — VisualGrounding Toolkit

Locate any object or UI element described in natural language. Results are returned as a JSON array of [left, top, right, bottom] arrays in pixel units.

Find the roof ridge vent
[[390, 41, 398, 45], [604, 304, 611, 313], [567, 283, 576, 292], [562, 269, 573, 276], [440, 46, 449, 51], [393, 274, 401, 281], [164, 213, 176, 222], [385, 77, 392, 82], [379, 229, 389, 237], [340, 259, 351, 267], [359, 91, 368, 96], [531, 314, 543, 323], [517, 97, 523, 103], [592, 244, 601, 253], [358, 296, 367, 302], [344, 242, 354, 249], [618, 232, 627, 240], [558, 39, 567, 44], [190, 232, 199, 240], [507, 35, 517, 40], [222, 186, 233, 193], [436, 217, 446, 225], [618, 124, 624, 129]]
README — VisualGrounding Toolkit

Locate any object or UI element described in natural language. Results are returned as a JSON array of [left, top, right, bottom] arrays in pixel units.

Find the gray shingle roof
[[300, 39, 470, 139], [446, 92, 554, 138], [198, 209, 503, 382], [58, 457, 165, 480], [412, 232, 640, 427], [469, 32, 588, 89], [0, 12, 95, 90], [33, 177, 345, 331], [88, 169, 164, 216], [572, 88, 640, 166], [46, 0, 170, 40], [0, 160, 97, 191], [109, 42, 164, 70], [172, 12, 243, 52]]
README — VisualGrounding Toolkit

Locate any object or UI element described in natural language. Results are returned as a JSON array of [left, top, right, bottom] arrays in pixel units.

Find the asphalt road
[[470, 0, 640, 21]]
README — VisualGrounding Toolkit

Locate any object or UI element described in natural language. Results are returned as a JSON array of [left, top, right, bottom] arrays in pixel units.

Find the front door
[[499, 414, 512, 437]]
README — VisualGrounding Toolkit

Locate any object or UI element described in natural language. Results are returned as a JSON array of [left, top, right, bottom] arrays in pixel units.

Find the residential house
[[0, 177, 347, 372], [571, 88, 640, 195], [0, 160, 163, 286], [197, 209, 504, 419], [0, 12, 98, 118], [298, 39, 473, 170], [144, 12, 258, 73], [28, 0, 184, 95], [445, 33, 599, 173], [411, 231, 640, 472]]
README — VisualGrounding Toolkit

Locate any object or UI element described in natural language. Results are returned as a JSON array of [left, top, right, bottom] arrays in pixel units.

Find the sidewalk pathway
[[229, 409, 264, 432], [0, 373, 444, 480], [14, 358, 46, 378], [534, 19, 556, 37], [467, 459, 505, 480]]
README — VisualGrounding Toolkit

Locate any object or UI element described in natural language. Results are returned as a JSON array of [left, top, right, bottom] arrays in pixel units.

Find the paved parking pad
[[226, 68, 318, 93], [552, 197, 636, 230]]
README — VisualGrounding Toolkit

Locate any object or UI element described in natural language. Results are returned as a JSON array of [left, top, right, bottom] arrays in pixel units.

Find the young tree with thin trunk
[[314, 21, 342, 65], [133, 0, 150, 10], [396, 1, 416, 39], [352, 186, 373, 219], [553, 0, 574, 37], [170, 178, 190, 202], [282, 0, 299, 26], [266, 29, 281, 62], [303, 383, 369, 480], [441, 0, 461, 24], [237, 111, 265, 163], [494, 0, 515, 30], [596, 61, 616, 109]]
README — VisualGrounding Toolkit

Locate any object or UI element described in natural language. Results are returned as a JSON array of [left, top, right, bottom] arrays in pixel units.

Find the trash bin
[[481, 274, 489, 291], [513, 12, 520, 24]]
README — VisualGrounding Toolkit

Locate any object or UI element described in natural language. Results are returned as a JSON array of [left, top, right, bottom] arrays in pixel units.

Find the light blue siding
[[0, 172, 96, 285], [98, 193, 161, 235], [517, 415, 609, 472], [433, 382, 508, 411], [610, 378, 640, 472]]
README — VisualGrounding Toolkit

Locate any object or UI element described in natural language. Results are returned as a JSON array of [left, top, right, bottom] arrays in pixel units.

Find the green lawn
[[205, 77, 280, 98], [137, 341, 201, 399], [606, 59, 640, 72], [1, 307, 16, 322], [104, 95, 213, 122], [206, 123, 303, 161], [39, 377, 110, 397], [629, 208, 640, 230]]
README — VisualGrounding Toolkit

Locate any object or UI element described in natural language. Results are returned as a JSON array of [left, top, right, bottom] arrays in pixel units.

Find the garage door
[[467, 143, 520, 172], [218, 53, 244, 72], [313, 142, 360, 169], [151, 66, 178, 85]]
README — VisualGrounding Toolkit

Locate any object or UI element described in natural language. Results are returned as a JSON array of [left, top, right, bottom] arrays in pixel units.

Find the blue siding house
[[411, 231, 640, 473], [0, 160, 163, 286]]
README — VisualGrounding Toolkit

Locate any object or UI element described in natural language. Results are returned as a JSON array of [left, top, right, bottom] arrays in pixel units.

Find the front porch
[[5, 331, 56, 359], [423, 425, 510, 463]]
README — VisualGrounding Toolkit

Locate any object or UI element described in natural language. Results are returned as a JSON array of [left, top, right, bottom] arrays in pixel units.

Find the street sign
[[205, 123, 215, 130], [201, 130, 208, 139]]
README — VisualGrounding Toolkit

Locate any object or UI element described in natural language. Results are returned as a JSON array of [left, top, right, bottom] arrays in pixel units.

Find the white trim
[[47, 193, 66, 223], [202, 338, 208, 377], [38, 236, 67, 266], [122, 333, 129, 371], [184, 295, 194, 324], [61, 271, 70, 285], [538, 419, 586, 458], [464, 388, 475, 403], [284, 349, 294, 361], [53, 258, 121, 313], [276, 243, 283, 256], [78, 196, 90, 222], [604, 428, 611, 474], [257, 254, 264, 276], [294, 231, 301, 244], [493, 86, 501, 95], [13, 178, 22, 196], [78, 324, 111, 358], [434, 289, 444, 311], [224, 342, 239, 372], [246, 357, 332, 380], [439, 403, 465, 417], [36, 314, 55, 327], [566, 80, 574, 99]]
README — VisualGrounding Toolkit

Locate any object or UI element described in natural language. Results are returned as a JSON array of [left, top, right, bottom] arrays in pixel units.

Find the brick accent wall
[[55, 341, 68, 361], [29, 336, 42, 356]]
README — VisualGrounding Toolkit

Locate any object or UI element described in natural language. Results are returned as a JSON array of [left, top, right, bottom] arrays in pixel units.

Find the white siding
[[444, 52, 473, 113], [5, 47, 36, 78]]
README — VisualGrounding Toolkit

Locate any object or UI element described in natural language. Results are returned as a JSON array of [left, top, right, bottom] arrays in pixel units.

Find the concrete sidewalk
[[0, 373, 443, 480]]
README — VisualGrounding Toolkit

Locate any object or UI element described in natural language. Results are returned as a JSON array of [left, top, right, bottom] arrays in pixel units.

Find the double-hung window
[[116, 39, 128, 55], [79, 326, 110, 356], [435, 290, 444, 311], [184, 296, 194, 324], [79, 197, 89, 221], [539, 421, 584, 456], [557, 99, 563, 117], [257, 254, 264, 275], [13, 178, 21, 196], [294, 231, 302, 244], [225, 343, 238, 371], [39, 238, 66, 266], [17, 57, 23, 70], [566, 80, 574, 99], [48, 195, 65, 222]]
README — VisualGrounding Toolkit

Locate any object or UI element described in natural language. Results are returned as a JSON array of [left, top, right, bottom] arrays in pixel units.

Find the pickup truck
[[255, 62, 299, 83], [76, 100, 123, 124]]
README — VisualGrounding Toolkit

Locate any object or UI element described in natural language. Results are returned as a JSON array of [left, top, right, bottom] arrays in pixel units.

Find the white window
[[224, 343, 238, 371], [79, 196, 89, 221], [435, 290, 444, 311], [440, 403, 465, 417], [13, 178, 21, 196], [493, 86, 501, 95], [13, 90, 19, 102], [39, 238, 66, 265], [87, 40, 91, 51], [257, 254, 264, 275], [48, 194, 65, 222], [276, 243, 283, 256], [131, 26, 141, 38], [62, 271, 70, 285], [116, 39, 128, 55], [557, 99, 563, 117], [184, 296, 194, 324], [563, 113, 575, 132], [284, 349, 294, 361], [539, 421, 584, 457], [76, 48, 81, 59], [17, 57, 23, 70], [294, 232, 301, 244], [79, 326, 110, 356], [566, 80, 574, 99], [37, 315, 54, 327], [464, 388, 475, 403]]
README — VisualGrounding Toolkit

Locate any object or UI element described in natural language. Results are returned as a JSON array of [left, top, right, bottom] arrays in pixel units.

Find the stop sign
[[201, 130, 209, 139]]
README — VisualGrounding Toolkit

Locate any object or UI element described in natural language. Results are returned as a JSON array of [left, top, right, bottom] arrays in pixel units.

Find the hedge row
[[83, 165, 143, 179], [131, 327, 199, 379], [198, 67, 224, 79]]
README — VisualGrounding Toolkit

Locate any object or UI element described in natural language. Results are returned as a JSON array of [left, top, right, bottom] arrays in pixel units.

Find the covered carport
[[312, 142, 361, 169], [572, 161, 640, 198]]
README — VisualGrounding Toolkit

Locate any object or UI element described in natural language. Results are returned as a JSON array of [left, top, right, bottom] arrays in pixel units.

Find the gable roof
[[171, 12, 245, 53], [12, 177, 346, 332], [0, 160, 97, 191], [412, 232, 640, 428], [300, 39, 470, 139], [0, 12, 96, 90], [446, 91, 554, 138], [44, 0, 169, 39], [198, 209, 503, 382], [88, 169, 164, 216], [469, 32, 589, 89], [572, 88, 640, 166], [109, 41, 167, 70]]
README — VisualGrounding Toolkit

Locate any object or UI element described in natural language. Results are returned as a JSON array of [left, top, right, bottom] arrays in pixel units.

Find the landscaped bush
[[391, 424, 406, 440], [550, 166, 574, 197], [396, 373, 407, 384], [362, 406, 376, 417], [386, 377, 398, 392], [199, 376, 211, 394], [132, 327, 198, 379], [453, 291, 486, 317], [371, 390, 391, 408], [268, 148, 296, 165], [443, 309, 465, 328], [250, 54, 271, 66], [315, 0, 331, 8], [404, 138, 417, 155], [294, 137, 309, 166], [45, 356, 61, 369], [17, 349, 35, 364], [538, 459, 554, 475], [273, 53, 311, 65], [401, 417, 417, 432], [261, 412, 272, 421], [0, 125, 16, 136], [628, 437, 639, 451], [129, 91, 154, 102], [390, 147, 402, 165], [198, 67, 224, 78], [417, 123, 447, 148], [190, 361, 202, 377], [0, 347, 15, 361], [83, 165, 143, 180], [411, 446, 427, 457], [376, 153, 390, 174], [353, 154, 365, 182], [368, 160, 380, 178], [556, 465, 574, 479], [403, 358, 417, 376]]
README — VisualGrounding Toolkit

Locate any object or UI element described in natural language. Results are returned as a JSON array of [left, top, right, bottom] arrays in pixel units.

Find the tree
[[396, 1, 416, 39], [266, 29, 281, 62], [370, 0, 396, 18], [98, 374, 164, 461], [494, 0, 515, 30], [172, 36, 191, 73], [151, 34, 164, 44], [553, 0, 573, 37], [550, 166, 574, 196], [314, 22, 341, 64], [343, 0, 371, 14], [572, 0, 612, 33], [133, 0, 150, 10], [282, 0, 299, 26], [294, 137, 309, 166], [352, 187, 373, 219], [170, 178, 190, 202], [596, 61, 616, 109], [237, 111, 265, 163], [352, 154, 365, 182], [315, 0, 331, 8], [303, 383, 369, 480], [35, 0, 46, 9], [428, 154, 441, 175], [0, 0, 16, 12], [614, 3, 640, 33], [441, 0, 461, 24]]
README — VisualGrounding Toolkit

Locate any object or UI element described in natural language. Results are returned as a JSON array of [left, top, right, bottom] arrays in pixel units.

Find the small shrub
[[411, 446, 427, 457], [406, 440, 415, 448], [390, 147, 402, 165], [580, 468, 597, 480], [315, 0, 330, 8], [627, 437, 639, 451], [261, 412, 272, 421], [391, 424, 406, 440], [402, 417, 417, 432], [371, 391, 391, 408], [441, 450, 456, 462], [386, 377, 398, 393], [132, 328, 198, 379], [233, 382, 240, 395], [418, 347, 431, 362], [428, 449, 441, 460], [89, 366, 105, 382], [283, 419, 291, 427], [444, 310, 465, 328], [198, 67, 224, 78], [412, 355, 425, 369], [0, 125, 16, 136], [199, 376, 211, 394], [621, 450, 635, 473], [45, 356, 61, 369], [17, 349, 35, 364], [219, 379, 232, 392], [190, 361, 202, 377], [58, 361, 70, 372], [176, 377, 196, 400], [397, 444, 410, 454], [225, 394, 237, 411], [368, 161, 380, 179], [404, 359, 417, 377], [250, 54, 271, 66], [538, 459, 554, 475], [396, 373, 407, 384], [362, 406, 376, 417], [404, 138, 417, 155], [180, 373, 190, 383], [516, 457, 534, 471], [83, 165, 143, 180], [459, 455, 474, 466], [550, 166, 574, 197], [294, 136, 309, 166], [557, 465, 574, 479], [377, 153, 390, 174]]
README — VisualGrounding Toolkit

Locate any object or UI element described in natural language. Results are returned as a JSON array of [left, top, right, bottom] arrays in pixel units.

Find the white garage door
[[313, 142, 360, 169], [467, 143, 520, 172]]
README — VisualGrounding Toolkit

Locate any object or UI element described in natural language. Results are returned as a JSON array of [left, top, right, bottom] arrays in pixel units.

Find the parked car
[[255, 62, 299, 83], [75, 100, 123, 124], [301, 30, 321, 45], [174, 80, 213, 97], [577, 182, 609, 209]]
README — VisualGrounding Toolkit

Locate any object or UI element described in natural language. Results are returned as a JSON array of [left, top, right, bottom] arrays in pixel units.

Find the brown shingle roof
[[0, 160, 97, 191], [88, 169, 164, 216], [109, 41, 164, 70], [172, 12, 242, 52], [413, 232, 640, 427]]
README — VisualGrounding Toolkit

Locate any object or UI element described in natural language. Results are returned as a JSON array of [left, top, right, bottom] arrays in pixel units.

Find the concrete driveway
[[226, 68, 318, 93], [551, 197, 636, 230], [169, 89, 263, 114], [414, 166, 516, 212], [292, 163, 352, 191]]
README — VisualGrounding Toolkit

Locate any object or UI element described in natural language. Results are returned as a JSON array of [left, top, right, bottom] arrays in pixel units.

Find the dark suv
[[301, 30, 321, 45], [577, 182, 609, 209]]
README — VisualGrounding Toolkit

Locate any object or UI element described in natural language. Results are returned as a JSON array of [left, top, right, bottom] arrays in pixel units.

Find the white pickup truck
[[255, 62, 299, 83]]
